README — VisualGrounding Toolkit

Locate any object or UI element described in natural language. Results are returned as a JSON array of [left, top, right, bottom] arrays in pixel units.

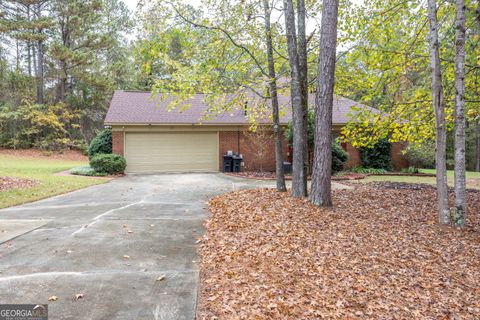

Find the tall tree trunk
[[310, 0, 339, 207], [453, 0, 467, 226], [36, 39, 44, 104], [27, 5, 32, 77], [476, 1, 480, 172], [427, 0, 450, 225], [297, 0, 309, 189], [35, 3, 44, 104], [283, 0, 307, 197], [263, 0, 286, 192], [476, 122, 480, 172]]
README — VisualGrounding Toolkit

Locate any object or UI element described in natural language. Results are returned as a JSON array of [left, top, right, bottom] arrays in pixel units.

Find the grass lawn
[[359, 169, 480, 189], [0, 154, 107, 209]]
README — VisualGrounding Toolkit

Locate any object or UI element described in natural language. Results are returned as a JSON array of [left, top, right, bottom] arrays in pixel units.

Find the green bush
[[332, 141, 348, 173], [88, 128, 112, 159], [349, 166, 388, 174], [360, 138, 392, 170], [404, 141, 435, 169], [285, 111, 348, 173], [70, 166, 108, 176], [89, 154, 126, 174]]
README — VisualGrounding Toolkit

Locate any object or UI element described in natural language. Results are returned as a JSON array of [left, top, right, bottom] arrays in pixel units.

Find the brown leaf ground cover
[[0, 148, 87, 161], [198, 183, 480, 319], [226, 171, 366, 181], [0, 176, 38, 192]]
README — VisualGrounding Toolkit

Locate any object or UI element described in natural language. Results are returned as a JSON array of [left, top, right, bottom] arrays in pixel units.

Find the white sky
[[121, 0, 364, 14], [122, 0, 139, 12]]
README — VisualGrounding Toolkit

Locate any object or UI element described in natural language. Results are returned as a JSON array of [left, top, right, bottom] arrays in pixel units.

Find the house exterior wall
[[344, 142, 361, 168], [219, 130, 289, 171], [391, 142, 409, 170], [111, 125, 409, 172], [112, 131, 124, 156]]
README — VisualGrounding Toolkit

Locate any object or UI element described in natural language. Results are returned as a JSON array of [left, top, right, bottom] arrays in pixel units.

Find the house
[[104, 90, 408, 173]]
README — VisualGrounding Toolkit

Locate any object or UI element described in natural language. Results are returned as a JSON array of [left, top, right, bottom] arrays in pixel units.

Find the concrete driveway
[[0, 173, 279, 320]]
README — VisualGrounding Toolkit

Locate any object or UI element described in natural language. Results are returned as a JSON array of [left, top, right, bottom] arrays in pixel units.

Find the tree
[[310, 0, 339, 207], [453, 0, 467, 226], [136, 0, 288, 191], [283, 0, 307, 197], [263, 0, 286, 191], [427, 0, 450, 225]]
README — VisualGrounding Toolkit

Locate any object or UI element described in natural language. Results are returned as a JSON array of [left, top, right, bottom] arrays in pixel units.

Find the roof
[[104, 90, 379, 126]]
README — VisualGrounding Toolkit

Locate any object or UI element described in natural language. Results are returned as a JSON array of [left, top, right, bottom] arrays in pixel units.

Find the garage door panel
[[125, 132, 218, 172]]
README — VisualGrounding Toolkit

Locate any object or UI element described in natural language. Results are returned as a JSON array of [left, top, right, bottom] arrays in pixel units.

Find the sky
[[121, 0, 364, 14], [122, 0, 139, 12]]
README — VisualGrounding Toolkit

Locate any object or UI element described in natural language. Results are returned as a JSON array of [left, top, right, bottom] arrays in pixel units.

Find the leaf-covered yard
[[198, 183, 480, 319]]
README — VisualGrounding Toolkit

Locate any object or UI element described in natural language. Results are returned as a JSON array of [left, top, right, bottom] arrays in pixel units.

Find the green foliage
[[286, 111, 348, 173], [88, 128, 112, 159], [0, 103, 77, 150], [404, 141, 436, 169], [285, 111, 315, 146], [401, 166, 421, 174], [360, 138, 392, 171], [70, 165, 108, 176], [349, 167, 388, 174], [0, 0, 133, 147], [89, 153, 126, 174], [332, 141, 348, 173]]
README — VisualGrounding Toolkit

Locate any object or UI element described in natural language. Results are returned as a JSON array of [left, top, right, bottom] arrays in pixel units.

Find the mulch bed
[[226, 171, 367, 181], [198, 183, 480, 319], [0, 176, 38, 192]]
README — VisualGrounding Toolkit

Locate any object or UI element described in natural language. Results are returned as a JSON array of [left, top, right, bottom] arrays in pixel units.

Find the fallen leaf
[[75, 293, 84, 300], [123, 255, 130, 259], [48, 296, 58, 301], [156, 275, 165, 281]]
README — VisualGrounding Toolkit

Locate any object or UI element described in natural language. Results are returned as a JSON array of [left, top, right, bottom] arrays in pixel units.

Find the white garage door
[[124, 132, 218, 172]]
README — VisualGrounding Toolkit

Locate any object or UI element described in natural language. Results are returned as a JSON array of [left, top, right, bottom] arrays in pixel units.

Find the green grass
[[357, 169, 480, 190], [0, 155, 107, 209]]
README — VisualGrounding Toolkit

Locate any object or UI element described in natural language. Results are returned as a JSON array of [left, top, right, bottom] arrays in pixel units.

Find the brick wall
[[341, 141, 409, 170], [391, 142, 409, 170], [219, 129, 289, 171], [343, 142, 361, 168], [112, 131, 124, 156]]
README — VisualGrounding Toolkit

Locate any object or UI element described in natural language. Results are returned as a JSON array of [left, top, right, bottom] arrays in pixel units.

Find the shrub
[[349, 166, 388, 174], [332, 141, 348, 173], [404, 141, 435, 169], [89, 153, 126, 174], [360, 138, 392, 171], [70, 166, 108, 176], [88, 128, 112, 159], [285, 111, 348, 173]]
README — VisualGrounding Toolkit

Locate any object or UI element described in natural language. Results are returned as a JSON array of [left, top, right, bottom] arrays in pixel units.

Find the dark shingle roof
[[104, 90, 379, 125]]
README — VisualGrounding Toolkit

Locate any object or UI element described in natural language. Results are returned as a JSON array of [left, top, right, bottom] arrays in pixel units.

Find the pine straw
[[0, 176, 38, 192], [198, 183, 480, 319]]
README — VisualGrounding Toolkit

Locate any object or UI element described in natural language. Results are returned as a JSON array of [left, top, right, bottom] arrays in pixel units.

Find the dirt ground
[[0, 148, 87, 161], [198, 182, 480, 319]]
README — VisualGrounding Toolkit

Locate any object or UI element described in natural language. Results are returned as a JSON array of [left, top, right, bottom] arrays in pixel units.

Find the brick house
[[104, 90, 408, 173]]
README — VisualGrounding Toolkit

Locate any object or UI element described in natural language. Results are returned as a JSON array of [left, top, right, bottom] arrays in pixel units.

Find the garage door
[[124, 132, 218, 172]]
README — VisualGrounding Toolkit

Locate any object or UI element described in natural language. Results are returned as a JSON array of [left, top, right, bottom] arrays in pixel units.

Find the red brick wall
[[341, 141, 409, 170], [391, 142, 409, 170], [343, 142, 361, 168], [112, 131, 124, 156], [219, 129, 289, 171]]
